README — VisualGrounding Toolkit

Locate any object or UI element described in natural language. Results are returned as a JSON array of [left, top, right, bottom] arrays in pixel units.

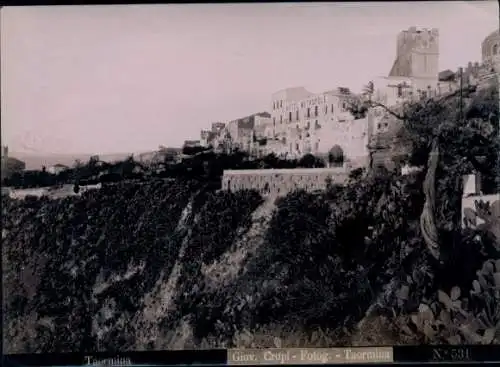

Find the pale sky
[[1, 2, 498, 155]]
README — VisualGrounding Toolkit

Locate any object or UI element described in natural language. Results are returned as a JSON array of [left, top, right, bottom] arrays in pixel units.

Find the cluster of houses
[[179, 27, 499, 173], [3, 27, 498, 195]]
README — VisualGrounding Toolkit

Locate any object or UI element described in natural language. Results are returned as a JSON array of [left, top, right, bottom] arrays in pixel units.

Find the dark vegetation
[[2, 148, 329, 190], [2, 84, 499, 351], [3, 179, 201, 352]]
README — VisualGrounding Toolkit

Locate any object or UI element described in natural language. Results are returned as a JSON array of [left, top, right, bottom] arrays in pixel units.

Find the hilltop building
[[47, 164, 69, 175], [200, 27, 498, 175], [368, 28, 499, 170], [211, 122, 226, 133], [482, 29, 500, 67], [389, 27, 440, 91], [1, 146, 26, 180], [183, 140, 201, 148], [200, 130, 216, 147]]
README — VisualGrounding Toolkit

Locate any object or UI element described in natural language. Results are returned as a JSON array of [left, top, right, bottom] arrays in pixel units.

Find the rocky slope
[[3, 170, 498, 352]]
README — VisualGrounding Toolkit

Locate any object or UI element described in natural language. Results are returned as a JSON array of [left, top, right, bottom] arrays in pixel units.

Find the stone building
[[211, 122, 226, 133], [482, 29, 500, 67], [47, 164, 69, 175], [225, 112, 271, 153], [183, 140, 201, 148], [200, 130, 217, 147], [221, 167, 350, 197], [389, 26, 440, 91], [267, 86, 370, 167]]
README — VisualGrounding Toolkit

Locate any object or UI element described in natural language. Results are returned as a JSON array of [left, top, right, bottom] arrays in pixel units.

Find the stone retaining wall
[[222, 167, 350, 196]]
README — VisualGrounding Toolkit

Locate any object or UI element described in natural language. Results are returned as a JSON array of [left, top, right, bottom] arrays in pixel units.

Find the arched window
[[493, 44, 498, 55]]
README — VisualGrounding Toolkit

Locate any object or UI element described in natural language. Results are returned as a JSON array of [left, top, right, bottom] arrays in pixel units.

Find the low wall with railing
[[5, 183, 102, 200]]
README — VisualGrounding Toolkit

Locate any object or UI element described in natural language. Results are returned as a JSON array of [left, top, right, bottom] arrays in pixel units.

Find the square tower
[[390, 27, 439, 90]]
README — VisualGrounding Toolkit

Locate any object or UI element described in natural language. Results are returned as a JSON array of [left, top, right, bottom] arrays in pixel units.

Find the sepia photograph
[[1, 1, 499, 356]]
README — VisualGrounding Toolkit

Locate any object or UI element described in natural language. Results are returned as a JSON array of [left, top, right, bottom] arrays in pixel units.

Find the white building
[[267, 86, 371, 167], [47, 164, 69, 175]]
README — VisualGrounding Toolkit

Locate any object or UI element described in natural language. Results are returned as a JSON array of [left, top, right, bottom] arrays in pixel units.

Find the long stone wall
[[222, 167, 350, 197]]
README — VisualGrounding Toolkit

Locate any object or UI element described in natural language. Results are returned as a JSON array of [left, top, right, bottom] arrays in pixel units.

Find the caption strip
[[228, 347, 394, 365]]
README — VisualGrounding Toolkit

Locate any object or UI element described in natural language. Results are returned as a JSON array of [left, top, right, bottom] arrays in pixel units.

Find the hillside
[[3, 84, 499, 352], [3, 167, 499, 352]]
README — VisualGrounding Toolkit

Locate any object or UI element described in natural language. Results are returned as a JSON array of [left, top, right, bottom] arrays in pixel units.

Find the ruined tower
[[389, 27, 440, 91]]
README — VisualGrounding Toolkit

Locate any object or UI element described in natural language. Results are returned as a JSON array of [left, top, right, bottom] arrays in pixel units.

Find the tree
[[299, 153, 324, 168], [328, 145, 344, 167], [348, 81, 499, 266], [362, 81, 374, 102]]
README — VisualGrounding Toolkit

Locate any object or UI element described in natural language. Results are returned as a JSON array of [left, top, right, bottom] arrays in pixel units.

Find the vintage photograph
[[2, 2, 499, 354]]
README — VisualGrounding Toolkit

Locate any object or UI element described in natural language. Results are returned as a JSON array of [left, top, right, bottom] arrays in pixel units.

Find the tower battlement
[[390, 26, 440, 89], [397, 27, 439, 55]]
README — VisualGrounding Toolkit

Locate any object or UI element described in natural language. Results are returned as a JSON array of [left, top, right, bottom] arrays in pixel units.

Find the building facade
[[268, 86, 369, 165], [198, 27, 498, 170]]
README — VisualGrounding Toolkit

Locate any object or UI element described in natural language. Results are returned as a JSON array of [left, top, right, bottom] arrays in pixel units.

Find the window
[[280, 100, 283, 108], [296, 110, 299, 120], [307, 108, 311, 118], [273, 117, 276, 125], [289, 112, 292, 122], [314, 105, 318, 117], [325, 105, 328, 114], [493, 44, 498, 55], [397, 84, 403, 98], [296, 143, 299, 150], [331, 104, 334, 113], [377, 123, 381, 129], [273, 102, 275, 110], [280, 115, 283, 124]]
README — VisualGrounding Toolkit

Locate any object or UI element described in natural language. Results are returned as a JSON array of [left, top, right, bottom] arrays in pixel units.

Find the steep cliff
[[3, 168, 499, 351]]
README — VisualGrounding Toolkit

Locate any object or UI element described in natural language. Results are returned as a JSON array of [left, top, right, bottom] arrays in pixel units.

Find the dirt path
[[201, 196, 276, 290]]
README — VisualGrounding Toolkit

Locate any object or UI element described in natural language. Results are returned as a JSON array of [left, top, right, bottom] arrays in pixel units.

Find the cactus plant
[[469, 259, 500, 331], [408, 262, 500, 345]]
